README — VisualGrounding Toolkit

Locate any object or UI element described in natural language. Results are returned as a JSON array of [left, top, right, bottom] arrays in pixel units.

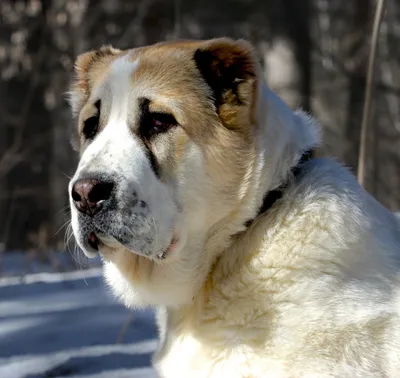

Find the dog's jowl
[[68, 38, 400, 378]]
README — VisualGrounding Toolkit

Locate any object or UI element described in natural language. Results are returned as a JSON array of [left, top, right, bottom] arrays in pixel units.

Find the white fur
[[71, 53, 400, 377], [70, 56, 178, 259]]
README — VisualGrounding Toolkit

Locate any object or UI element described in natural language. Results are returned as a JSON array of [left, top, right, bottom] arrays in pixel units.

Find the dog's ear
[[69, 45, 121, 116], [193, 38, 257, 110]]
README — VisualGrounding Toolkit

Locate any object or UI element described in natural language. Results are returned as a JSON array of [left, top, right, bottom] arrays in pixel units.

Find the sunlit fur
[[69, 38, 400, 377]]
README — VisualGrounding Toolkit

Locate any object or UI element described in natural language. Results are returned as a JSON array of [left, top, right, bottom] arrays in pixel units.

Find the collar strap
[[245, 149, 314, 228]]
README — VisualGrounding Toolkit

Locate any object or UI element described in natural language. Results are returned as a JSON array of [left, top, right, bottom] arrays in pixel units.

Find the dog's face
[[68, 39, 260, 306]]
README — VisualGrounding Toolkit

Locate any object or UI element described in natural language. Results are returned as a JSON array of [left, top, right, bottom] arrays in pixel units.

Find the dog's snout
[[71, 178, 114, 216]]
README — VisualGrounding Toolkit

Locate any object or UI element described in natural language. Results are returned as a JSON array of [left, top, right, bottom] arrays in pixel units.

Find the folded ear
[[193, 38, 257, 111], [69, 45, 121, 116]]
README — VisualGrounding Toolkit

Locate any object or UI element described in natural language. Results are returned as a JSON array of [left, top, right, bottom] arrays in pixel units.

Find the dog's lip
[[158, 235, 180, 260], [96, 232, 123, 249], [91, 230, 180, 261]]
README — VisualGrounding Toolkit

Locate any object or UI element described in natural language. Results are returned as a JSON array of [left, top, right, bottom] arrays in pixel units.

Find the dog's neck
[[245, 147, 314, 229], [200, 82, 320, 283], [232, 84, 320, 225], [251, 84, 320, 215]]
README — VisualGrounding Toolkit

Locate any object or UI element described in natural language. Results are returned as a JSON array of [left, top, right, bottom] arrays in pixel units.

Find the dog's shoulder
[[256, 157, 400, 274]]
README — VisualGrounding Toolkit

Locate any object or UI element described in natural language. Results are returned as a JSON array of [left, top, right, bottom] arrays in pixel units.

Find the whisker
[[74, 244, 90, 285], [67, 236, 87, 270], [55, 205, 71, 216], [63, 223, 70, 249], [55, 219, 71, 236], [64, 225, 80, 265], [59, 170, 73, 180]]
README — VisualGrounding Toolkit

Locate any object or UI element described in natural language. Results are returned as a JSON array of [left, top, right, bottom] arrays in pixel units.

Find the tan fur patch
[[71, 46, 122, 115]]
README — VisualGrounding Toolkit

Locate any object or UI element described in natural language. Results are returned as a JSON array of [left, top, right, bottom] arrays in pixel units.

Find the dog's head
[[68, 38, 304, 307]]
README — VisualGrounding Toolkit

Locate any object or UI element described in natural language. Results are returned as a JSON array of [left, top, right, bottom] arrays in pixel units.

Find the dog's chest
[[154, 328, 262, 378], [153, 303, 285, 378], [154, 329, 207, 378]]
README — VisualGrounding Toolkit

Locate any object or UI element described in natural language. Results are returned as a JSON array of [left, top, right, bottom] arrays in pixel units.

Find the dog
[[68, 38, 400, 377]]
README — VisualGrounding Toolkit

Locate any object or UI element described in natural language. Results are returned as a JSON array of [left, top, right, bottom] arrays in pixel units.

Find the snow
[[0, 266, 158, 377], [0, 251, 102, 278], [0, 268, 103, 287]]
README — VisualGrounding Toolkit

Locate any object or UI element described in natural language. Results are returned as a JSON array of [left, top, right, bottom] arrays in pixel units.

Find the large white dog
[[68, 38, 400, 377]]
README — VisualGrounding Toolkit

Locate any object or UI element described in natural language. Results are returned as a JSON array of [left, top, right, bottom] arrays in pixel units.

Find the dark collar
[[245, 149, 314, 228]]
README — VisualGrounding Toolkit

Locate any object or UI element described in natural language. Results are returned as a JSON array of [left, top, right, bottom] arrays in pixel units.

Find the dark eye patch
[[138, 98, 178, 140], [147, 112, 177, 135], [83, 100, 101, 140], [136, 98, 180, 178]]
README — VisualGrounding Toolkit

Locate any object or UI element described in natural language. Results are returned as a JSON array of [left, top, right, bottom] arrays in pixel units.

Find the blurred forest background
[[0, 0, 399, 264]]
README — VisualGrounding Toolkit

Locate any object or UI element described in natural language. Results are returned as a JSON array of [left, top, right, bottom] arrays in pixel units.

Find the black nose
[[71, 178, 114, 216]]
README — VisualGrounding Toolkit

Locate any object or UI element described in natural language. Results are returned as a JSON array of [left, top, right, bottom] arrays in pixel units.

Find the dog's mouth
[[88, 231, 100, 251], [86, 230, 179, 261], [87, 230, 121, 252]]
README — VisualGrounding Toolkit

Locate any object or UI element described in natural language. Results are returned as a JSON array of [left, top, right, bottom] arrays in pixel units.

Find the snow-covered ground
[[0, 263, 158, 378]]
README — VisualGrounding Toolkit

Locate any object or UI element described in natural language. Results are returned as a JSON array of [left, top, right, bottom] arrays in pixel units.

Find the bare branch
[[357, 0, 387, 187]]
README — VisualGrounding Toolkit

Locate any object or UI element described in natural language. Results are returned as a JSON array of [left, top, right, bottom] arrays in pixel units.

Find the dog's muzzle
[[70, 171, 153, 253], [69, 170, 177, 260]]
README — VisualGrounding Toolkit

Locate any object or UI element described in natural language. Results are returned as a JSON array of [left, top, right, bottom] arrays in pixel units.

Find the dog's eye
[[148, 112, 177, 135], [83, 116, 99, 140], [83, 100, 101, 140]]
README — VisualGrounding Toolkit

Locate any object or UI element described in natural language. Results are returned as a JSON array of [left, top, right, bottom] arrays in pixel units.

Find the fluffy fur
[[68, 38, 400, 377]]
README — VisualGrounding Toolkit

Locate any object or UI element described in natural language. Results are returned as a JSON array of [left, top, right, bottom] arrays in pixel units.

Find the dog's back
[[256, 157, 400, 376]]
